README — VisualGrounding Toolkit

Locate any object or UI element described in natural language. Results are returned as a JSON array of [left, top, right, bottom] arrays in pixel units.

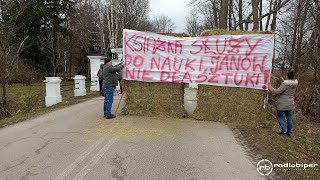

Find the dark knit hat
[[287, 71, 294, 79]]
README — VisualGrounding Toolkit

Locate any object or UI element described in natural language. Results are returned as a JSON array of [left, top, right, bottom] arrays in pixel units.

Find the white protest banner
[[123, 29, 274, 90]]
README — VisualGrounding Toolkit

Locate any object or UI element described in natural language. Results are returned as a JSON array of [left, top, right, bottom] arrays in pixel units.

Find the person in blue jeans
[[102, 57, 124, 119], [268, 71, 298, 137]]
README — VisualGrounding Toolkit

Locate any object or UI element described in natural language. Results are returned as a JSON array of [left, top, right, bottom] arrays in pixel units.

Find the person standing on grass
[[268, 71, 298, 137], [102, 57, 124, 119]]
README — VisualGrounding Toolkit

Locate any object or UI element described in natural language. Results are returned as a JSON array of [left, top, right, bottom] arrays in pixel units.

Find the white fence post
[[44, 77, 62, 107], [74, 75, 86, 96]]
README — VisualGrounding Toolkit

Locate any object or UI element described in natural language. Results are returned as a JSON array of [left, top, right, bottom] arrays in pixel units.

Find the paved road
[[0, 94, 265, 180]]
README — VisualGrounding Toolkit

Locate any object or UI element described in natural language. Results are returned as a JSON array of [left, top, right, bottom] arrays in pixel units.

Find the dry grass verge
[[193, 85, 319, 179], [237, 116, 320, 179], [0, 81, 99, 128]]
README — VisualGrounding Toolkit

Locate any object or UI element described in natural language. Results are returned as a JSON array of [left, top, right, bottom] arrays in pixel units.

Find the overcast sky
[[149, 0, 191, 33]]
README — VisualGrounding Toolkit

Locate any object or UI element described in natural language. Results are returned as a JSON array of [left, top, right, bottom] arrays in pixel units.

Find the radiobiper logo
[[257, 159, 273, 176], [257, 159, 319, 176]]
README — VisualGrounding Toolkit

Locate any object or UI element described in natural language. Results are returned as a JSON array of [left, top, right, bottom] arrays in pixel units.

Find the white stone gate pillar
[[74, 75, 86, 96], [87, 56, 104, 92], [44, 77, 62, 107]]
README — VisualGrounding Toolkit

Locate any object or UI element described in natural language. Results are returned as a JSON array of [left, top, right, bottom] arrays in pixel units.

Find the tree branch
[[234, 0, 290, 30], [16, 35, 29, 57]]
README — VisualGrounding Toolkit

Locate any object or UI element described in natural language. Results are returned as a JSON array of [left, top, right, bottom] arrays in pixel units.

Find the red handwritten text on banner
[[123, 29, 273, 90]]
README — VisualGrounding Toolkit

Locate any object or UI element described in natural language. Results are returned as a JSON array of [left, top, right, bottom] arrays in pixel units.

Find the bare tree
[[190, 0, 290, 31], [233, 0, 290, 31], [117, 0, 150, 30], [152, 14, 175, 33], [185, 10, 203, 36], [0, 0, 28, 119], [290, 0, 312, 72], [39, 26, 69, 77], [104, 0, 150, 49], [190, 0, 220, 29], [274, 0, 319, 122], [301, 2, 320, 122], [265, 0, 273, 31]]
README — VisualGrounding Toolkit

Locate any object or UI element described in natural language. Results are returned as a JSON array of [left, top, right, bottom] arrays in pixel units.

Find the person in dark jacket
[[97, 64, 104, 96], [102, 57, 124, 119], [268, 71, 298, 136]]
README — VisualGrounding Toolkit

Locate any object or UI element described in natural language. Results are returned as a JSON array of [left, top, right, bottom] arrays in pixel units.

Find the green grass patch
[[0, 81, 99, 128]]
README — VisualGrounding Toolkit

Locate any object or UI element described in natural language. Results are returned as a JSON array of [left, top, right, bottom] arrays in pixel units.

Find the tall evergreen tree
[[4, 0, 75, 72]]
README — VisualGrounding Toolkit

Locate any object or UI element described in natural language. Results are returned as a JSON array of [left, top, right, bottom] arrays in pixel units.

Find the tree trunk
[[57, 31, 61, 73], [289, 0, 301, 70], [110, 2, 115, 49], [307, 8, 320, 122], [99, 1, 105, 55], [219, 0, 228, 29], [294, 0, 309, 73], [106, 2, 112, 53], [265, 0, 273, 31], [239, 0, 243, 30], [122, 1, 125, 30], [298, 4, 320, 122], [52, 26, 57, 77], [252, 0, 259, 30], [270, 0, 280, 31], [245, 13, 252, 31], [259, 0, 263, 31], [229, 0, 233, 30], [213, 0, 219, 28], [69, 25, 73, 79], [115, 7, 119, 48]]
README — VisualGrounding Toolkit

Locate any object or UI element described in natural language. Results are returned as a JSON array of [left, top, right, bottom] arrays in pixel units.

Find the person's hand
[[280, 77, 284, 81]]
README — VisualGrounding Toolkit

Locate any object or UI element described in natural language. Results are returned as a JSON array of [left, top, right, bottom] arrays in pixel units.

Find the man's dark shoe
[[278, 131, 286, 135], [105, 114, 116, 119], [286, 133, 291, 137]]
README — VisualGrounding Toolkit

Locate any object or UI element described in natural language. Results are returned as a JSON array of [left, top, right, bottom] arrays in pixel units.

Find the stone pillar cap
[[44, 77, 62, 83], [73, 75, 86, 80]]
